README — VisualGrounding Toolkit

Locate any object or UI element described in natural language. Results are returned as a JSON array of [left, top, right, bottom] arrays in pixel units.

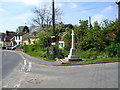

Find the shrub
[[77, 49, 101, 59], [105, 43, 120, 57], [57, 49, 65, 59]]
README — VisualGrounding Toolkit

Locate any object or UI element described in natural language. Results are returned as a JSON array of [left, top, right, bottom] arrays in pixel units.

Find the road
[[1, 50, 119, 88], [26, 62, 118, 88], [2, 50, 23, 79]]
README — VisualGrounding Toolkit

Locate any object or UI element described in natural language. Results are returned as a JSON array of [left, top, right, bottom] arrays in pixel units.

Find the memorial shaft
[[72, 30, 75, 49]]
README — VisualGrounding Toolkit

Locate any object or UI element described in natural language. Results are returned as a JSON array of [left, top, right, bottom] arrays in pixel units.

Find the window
[[4, 38, 6, 41], [59, 41, 65, 48]]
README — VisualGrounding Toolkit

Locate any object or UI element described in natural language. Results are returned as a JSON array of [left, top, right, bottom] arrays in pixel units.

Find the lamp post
[[116, 0, 120, 20]]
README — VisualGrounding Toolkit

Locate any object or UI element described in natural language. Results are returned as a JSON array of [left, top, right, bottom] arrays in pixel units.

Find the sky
[[0, 0, 118, 33]]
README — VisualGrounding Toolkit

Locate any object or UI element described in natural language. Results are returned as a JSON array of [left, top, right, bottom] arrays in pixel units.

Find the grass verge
[[24, 51, 56, 62], [24, 51, 120, 64], [63, 58, 120, 65]]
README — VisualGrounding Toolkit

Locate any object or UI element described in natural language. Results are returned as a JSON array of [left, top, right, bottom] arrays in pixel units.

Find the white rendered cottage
[[10, 33, 24, 46]]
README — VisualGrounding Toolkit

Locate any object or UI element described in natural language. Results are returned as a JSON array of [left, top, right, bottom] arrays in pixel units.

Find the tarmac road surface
[[2, 50, 22, 79], [1, 50, 119, 88]]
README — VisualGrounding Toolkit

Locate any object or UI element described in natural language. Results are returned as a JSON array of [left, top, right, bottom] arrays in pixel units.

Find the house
[[59, 41, 65, 48], [1, 31, 25, 47], [58, 32, 66, 48], [2, 31, 17, 46], [0, 26, 30, 47], [22, 32, 39, 45], [0, 33, 4, 47], [10, 32, 24, 46], [23, 37, 39, 45], [0, 40, 3, 47]]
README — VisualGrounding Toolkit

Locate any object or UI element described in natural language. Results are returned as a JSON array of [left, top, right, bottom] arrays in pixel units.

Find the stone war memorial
[[68, 30, 82, 62], [59, 30, 83, 64]]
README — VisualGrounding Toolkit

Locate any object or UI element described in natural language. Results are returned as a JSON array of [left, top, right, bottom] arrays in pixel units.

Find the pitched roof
[[0, 33, 5, 41], [16, 32, 24, 36], [5, 33, 16, 42]]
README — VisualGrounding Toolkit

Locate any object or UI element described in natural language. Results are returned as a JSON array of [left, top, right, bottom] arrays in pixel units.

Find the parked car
[[6, 45, 20, 50], [2, 46, 6, 50], [6, 45, 13, 50], [14, 44, 20, 48]]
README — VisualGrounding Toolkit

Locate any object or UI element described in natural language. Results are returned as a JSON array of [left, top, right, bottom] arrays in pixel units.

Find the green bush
[[105, 43, 120, 57], [23, 45, 47, 57], [19, 45, 24, 49], [46, 46, 58, 59], [57, 49, 65, 59], [77, 49, 100, 59], [24, 45, 32, 52]]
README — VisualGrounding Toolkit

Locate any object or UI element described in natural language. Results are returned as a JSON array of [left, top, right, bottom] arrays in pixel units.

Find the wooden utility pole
[[52, 0, 55, 35]]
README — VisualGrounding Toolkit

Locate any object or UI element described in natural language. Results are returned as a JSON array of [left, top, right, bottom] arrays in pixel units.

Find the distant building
[[0, 26, 30, 47], [10, 32, 24, 46], [0, 33, 4, 47], [2, 31, 16, 46], [59, 41, 65, 48], [23, 38, 39, 45], [22, 32, 39, 45], [0, 31, 25, 47]]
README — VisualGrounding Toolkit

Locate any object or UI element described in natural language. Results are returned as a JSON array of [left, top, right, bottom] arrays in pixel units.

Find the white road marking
[[24, 60, 27, 66], [14, 80, 22, 88], [21, 59, 28, 71], [17, 52, 32, 72], [14, 83, 21, 88], [26, 62, 32, 72]]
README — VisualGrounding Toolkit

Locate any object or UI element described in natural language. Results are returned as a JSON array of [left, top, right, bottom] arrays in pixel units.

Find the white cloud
[[70, 3, 78, 8], [1, 12, 33, 32], [55, 3, 64, 8], [0, 0, 115, 3], [0, 0, 20, 3], [91, 5, 114, 24], [0, 0, 49, 7], [92, 14, 105, 24], [10, 13, 32, 21], [20, 0, 46, 7], [102, 6, 114, 14]]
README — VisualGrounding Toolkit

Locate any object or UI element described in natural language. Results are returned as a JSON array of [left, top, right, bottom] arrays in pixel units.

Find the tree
[[23, 26, 30, 33], [76, 20, 89, 40], [16, 26, 24, 33], [93, 21, 101, 31], [32, 5, 62, 29]]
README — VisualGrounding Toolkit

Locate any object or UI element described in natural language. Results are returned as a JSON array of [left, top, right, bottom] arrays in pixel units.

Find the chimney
[[6, 31, 9, 36]]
